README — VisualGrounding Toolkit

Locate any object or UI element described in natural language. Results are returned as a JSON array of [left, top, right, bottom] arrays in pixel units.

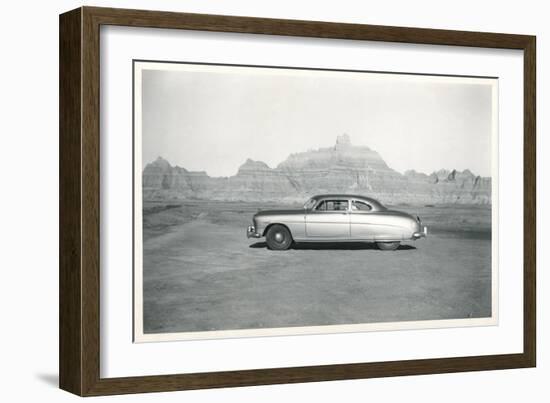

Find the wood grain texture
[[81, 7, 102, 396], [86, 6, 532, 49], [523, 38, 536, 367], [59, 6, 537, 396], [59, 8, 83, 396]]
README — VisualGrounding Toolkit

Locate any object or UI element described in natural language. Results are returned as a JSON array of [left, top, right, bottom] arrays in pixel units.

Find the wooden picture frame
[[59, 6, 536, 396]]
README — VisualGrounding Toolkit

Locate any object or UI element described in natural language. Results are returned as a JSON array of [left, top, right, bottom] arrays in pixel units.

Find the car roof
[[310, 194, 385, 208]]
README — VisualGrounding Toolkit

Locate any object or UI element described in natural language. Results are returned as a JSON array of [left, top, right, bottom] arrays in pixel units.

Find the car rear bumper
[[247, 225, 262, 239], [412, 226, 428, 239]]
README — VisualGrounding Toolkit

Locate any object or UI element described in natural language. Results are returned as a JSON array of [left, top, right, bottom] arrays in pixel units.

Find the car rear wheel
[[266, 224, 293, 251], [376, 241, 400, 251]]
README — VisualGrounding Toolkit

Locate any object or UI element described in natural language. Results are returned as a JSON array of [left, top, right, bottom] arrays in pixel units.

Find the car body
[[247, 194, 427, 250]]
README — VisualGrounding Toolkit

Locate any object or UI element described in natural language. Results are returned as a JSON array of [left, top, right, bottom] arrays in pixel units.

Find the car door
[[305, 199, 350, 238], [349, 199, 375, 239]]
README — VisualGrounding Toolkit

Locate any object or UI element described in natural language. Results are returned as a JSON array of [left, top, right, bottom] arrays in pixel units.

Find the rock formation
[[142, 135, 492, 205]]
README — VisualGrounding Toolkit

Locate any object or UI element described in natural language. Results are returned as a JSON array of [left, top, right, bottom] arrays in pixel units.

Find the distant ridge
[[142, 135, 491, 205]]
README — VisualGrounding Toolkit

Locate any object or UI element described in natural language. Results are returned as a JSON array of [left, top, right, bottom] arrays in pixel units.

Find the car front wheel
[[265, 224, 293, 251], [376, 241, 400, 251]]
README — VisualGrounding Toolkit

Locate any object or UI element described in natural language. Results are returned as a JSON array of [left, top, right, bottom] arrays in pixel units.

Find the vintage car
[[247, 194, 427, 251]]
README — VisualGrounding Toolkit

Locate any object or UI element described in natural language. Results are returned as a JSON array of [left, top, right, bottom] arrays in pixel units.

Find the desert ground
[[141, 200, 492, 334]]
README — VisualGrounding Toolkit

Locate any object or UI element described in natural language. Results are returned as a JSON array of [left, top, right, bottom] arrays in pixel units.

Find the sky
[[140, 63, 495, 178]]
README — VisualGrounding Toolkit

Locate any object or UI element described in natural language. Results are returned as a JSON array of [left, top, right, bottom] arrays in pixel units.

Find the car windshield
[[303, 198, 317, 210]]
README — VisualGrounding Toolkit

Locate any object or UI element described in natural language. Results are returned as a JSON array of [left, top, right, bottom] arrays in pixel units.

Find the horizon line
[[144, 154, 490, 180]]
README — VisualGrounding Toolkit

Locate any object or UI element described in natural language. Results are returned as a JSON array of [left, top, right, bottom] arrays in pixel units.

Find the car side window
[[351, 200, 372, 211], [316, 200, 348, 211]]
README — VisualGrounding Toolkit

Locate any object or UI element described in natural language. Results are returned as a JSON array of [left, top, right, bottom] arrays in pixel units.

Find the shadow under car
[[249, 241, 416, 251]]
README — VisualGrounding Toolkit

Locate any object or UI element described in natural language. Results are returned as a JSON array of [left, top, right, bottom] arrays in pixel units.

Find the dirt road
[[142, 202, 492, 334]]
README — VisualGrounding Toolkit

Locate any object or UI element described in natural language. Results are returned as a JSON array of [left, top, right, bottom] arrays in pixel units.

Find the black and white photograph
[[133, 60, 498, 342]]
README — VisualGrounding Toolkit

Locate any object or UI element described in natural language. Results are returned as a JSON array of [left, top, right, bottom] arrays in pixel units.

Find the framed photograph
[[60, 6, 536, 396]]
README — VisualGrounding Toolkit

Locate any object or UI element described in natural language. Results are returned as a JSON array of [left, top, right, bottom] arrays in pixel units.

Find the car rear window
[[351, 200, 372, 211]]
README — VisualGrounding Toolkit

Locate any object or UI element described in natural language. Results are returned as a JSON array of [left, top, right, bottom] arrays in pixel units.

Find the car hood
[[254, 209, 305, 218]]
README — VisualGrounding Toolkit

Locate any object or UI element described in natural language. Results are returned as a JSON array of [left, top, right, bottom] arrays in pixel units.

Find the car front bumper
[[247, 225, 262, 239]]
